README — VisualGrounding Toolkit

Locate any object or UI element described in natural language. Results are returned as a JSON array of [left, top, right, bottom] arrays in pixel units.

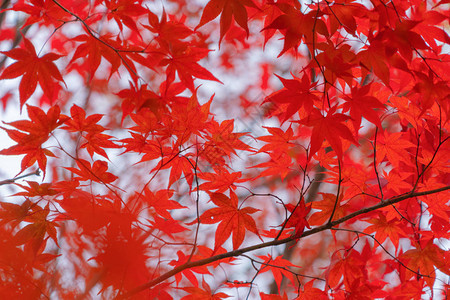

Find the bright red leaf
[[0, 36, 64, 107], [200, 191, 260, 250], [298, 106, 358, 159], [196, 0, 259, 44]]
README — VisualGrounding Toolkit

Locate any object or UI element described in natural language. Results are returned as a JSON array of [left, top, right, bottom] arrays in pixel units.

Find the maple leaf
[[258, 0, 301, 47], [251, 152, 294, 181], [6, 0, 73, 27], [157, 153, 195, 188], [422, 189, 450, 222], [169, 251, 211, 286], [65, 159, 118, 183], [325, 247, 368, 289], [323, 1, 367, 36], [313, 42, 356, 88], [0, 35, 65, 107], [196, 0, 259, 44], [342, 84, 385, 129], [364, 212, 407, 248], [142, 189, 186, 219], [375, 131, 416, 168], [161, 44, 222, 92], [80, 132, 119, 159], [298, 280, 328, 300], [390, 279, 426, 300], [200, 192, 260, 250], [144, 9, 193, 49], [412, 70, 450, 111], [309, 193, 349, 226], [198, 167, 245, 193], [61, 104, 104, 134], [257, 126, 295, 154], [69, 31, 121, 78], [149, 215, 188, 239], [201, 119, 251, 165], [263, 74, 318, 122], [384, 20, 428, 62], [357, 38, 391, 87], [116, 84, 162, 121], [257, 254, 299, 293], [61, 104, 119, 158], [283, 198, 311, 238], [298, 106, 357, 159], [14, 181, 57, 197], [167, 91, 213, 146], [180, 279, 230, 300], [0, 199, 32, 227], [401, 240, 450, 288], [382, 168, 414, 197], [0, 105, 68, 174], [14, 204, 59, 254], [262, 7, 327, 56], [104, 0, 147, 35]]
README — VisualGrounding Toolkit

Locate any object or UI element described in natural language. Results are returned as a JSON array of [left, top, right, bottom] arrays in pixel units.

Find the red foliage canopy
[[0, 0, 449, 298]]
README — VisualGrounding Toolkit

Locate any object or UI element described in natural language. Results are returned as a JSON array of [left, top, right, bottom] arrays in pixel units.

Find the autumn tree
[[0, 0, 449, 298]]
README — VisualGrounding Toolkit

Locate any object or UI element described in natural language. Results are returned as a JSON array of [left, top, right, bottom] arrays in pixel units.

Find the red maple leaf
[[198, 166, 246, 193], [364, 212, 407, 248], [104, 0, 147, 35], [61, 104, 104, 134], [0, 36, 65, 107], [313, 42, 356, 89], [357, 38, 391, 87], [142, 188, 186, 219], [257, 126, 295, 154], [69, 31, 122, 78], [161, 44, 222, 92], [342, 84, 385, 129], [298, 106, 357, 159], [62, 104, 119, 158], [309, 193, 349, 226], [14, 203, 58, 254], [298, 280, 328, 300], [6, 0, 73, 27], [200, 191, 260, 250], [116, 84, 162, 121], [401, 240, 450, 288], [262, 6, 328, 57], [375, 131, 416, 168], [256, 254, 299, 292], [179, 279, 230, 300], [251, 152, 294, 181], [149, 215, 188, 239], [0, 105, 68, 174], [263, 74, 318, 122], [196, 0, 259, 44], [14, 181, 57, 198], [65, 159, 118, 184], [283, 198, 311, 238], [169, 251, 211, 286], [0, 199, 32, 227], [144, 9, 193, 48]]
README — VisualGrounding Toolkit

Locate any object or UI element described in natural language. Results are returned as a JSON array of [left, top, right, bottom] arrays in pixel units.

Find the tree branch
[[116, 185, 450, 299], [0, 169, 41, 186]]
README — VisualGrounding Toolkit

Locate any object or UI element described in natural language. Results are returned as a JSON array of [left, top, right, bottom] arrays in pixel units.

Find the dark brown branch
[[0, 169, 41, 186], [116, 185, 450, 299], [269, 164, 326, 294]]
